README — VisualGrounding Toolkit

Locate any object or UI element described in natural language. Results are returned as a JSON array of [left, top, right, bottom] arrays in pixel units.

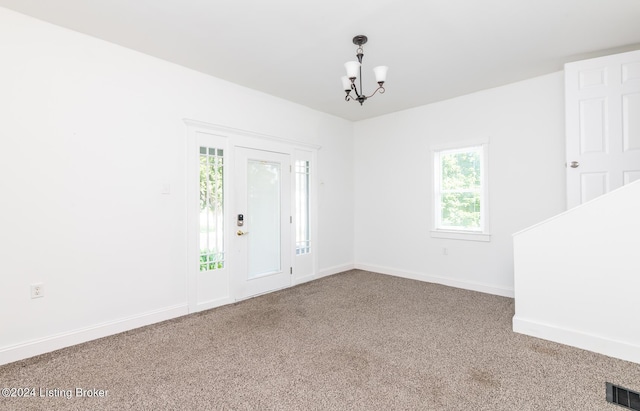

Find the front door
[[234, 147, 291, 300]]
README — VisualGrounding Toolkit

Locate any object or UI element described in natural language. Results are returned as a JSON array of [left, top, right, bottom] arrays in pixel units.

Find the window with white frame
[[432, 142, 490, 241], [295, 159, 310, 255], [199, 146, 225, 270]]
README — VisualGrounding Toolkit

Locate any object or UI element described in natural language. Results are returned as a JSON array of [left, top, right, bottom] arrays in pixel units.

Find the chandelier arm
[[346, 85, 384, 103], [364, 86, 385, 99], [350, 83, 362, 98]]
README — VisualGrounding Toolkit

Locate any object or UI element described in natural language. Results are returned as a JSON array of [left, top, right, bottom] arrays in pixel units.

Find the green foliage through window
[[435, 146, 484, 231], [199, 147, 225, 271], [199, 250, 224, 271]]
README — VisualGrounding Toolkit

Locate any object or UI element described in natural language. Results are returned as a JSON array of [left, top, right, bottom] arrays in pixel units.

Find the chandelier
[[341, 35, 388, 105]]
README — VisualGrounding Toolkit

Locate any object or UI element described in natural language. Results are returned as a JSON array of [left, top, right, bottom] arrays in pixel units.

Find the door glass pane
[[295, 160, 310, 255], [199, 146, 224, 271], [248, 160, 281, 278]]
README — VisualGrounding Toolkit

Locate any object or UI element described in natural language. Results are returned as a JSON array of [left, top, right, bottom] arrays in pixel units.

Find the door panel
[[235, 147, 291, 300], [581, 172, 608, 204], [578, 98, 607, 154], [624, 170, 640, 184], [622, 93, 640, 151]]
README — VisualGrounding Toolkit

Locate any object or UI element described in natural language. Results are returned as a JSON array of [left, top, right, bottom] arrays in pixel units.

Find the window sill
[[430, 230, 491, 242]]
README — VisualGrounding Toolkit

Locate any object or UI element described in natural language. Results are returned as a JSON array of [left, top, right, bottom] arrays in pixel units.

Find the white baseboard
[[293, 274, 317, 286], [513, 316, 640, 365], [290, 264, 355, 287], [0, 304, 188, 366], [354, 263, 514, 298], [316, 263, 355, 279], [193, 297, 234, 313]]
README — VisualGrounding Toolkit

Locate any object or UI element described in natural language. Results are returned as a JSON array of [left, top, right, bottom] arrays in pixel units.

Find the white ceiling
[[2, 0, 640, 121]]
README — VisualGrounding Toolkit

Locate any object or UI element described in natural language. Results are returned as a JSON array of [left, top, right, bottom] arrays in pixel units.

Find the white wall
[[513, 181, 640, 364], [354, 72, 567, 296], [0, 8, 354, 364]]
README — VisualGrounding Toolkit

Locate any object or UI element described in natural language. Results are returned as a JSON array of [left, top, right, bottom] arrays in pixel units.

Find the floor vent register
[[607, 382, 640, 410]]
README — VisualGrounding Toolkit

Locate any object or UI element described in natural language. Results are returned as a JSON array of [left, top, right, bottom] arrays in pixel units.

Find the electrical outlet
[[161, 183, 171, 195], [443, 248, 448, 256], [30, 283, 44, 299]]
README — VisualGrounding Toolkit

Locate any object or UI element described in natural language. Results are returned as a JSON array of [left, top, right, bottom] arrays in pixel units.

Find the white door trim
[[184, 119, 320, 310], [183, 119, 322, 150]]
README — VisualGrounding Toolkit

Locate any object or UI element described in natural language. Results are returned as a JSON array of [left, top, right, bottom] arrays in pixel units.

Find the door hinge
[[290, 267, 293, 275], [290, 215, 293, 223]]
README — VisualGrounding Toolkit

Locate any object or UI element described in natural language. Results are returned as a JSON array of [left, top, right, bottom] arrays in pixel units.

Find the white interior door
[[565, 50, 640, 208], [234, 147, 291, 300]]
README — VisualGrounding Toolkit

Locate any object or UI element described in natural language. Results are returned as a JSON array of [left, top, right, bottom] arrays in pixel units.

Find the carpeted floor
[[1, 270, 638, 410]]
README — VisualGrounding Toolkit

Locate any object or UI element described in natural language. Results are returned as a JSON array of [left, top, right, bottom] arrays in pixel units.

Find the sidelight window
[[295, 160, 311, 255], [199, 147, 225, 271]]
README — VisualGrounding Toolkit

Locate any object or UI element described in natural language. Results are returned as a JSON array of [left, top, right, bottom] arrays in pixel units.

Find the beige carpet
[[1, 270, 638, 410]]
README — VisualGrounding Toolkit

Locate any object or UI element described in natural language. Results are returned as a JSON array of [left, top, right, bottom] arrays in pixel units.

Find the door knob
[[237, 230, 249, 236], [570, 161, 579, 168]]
